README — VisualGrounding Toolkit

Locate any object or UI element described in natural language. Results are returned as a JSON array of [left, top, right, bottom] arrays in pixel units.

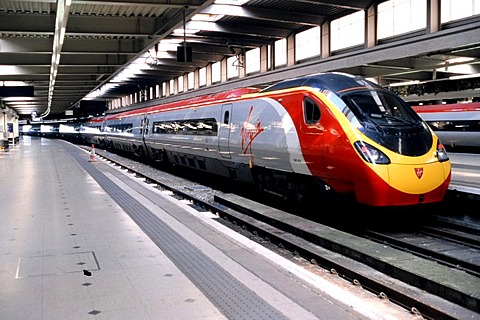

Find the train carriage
[[81, 116, 105, 147], [100, 112, 143, 154]]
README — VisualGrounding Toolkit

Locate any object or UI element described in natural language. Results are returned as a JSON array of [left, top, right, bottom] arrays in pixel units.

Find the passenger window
[[304, 97, 321, 124], [223, 110, 230, 124]]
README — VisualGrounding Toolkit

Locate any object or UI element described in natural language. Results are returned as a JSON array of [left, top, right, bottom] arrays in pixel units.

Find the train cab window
[[223, 111, 230, 124], [342, 91, 421, 126], [304, 97, 321, 124]]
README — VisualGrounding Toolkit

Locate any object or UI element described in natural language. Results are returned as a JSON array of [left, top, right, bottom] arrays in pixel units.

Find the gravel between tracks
[[94, 148, 223, 205]]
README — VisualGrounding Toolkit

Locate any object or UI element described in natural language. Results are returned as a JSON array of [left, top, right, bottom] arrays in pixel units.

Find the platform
[[0, 136, 435, 319]]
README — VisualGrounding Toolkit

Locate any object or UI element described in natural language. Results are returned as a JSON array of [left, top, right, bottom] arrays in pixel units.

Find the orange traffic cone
[[89, 144, 98, 162]]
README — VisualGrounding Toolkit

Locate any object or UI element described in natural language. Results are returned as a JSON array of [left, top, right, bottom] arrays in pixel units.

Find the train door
[[299, 96, 326, 177], [218, 103, 232, 159], [140, 113, 152, 159], [99, 119, 106, 148], [140, 113, 149, 140]]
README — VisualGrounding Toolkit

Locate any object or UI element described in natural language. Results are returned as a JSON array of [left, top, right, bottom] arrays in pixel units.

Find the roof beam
[[0, 37, 143, 58], [65, 14, 157, 36], [0, 13, 156, 37], [293, 0, 370, 11], [201, 4, 325, 26], [5, 0, 205, 7], [186, 20, 291, 39], [71, 0, 204, 8], [0, 13, 54, 33]]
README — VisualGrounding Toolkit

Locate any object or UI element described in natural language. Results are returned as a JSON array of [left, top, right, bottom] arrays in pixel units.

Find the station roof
[[0, 0, 479, 119]]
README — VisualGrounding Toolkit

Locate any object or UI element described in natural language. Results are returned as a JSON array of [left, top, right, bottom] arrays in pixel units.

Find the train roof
[[412, 102, 480, 113], [98, 72, 405, 122], [260, 72, 387, 96], [103, 87, 261, 120], [84, 116, 105, 123]]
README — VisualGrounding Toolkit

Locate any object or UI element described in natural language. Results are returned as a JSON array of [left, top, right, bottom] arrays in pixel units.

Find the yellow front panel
[[387, 161, 449, 194]]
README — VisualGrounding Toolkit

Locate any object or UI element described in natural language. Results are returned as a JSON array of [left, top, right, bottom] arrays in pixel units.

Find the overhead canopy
[[0, 0, 479, 119]]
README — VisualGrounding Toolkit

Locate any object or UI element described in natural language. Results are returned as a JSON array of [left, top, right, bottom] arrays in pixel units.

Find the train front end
[[351, 137, 451, 206], [320, 73, 452, 207]]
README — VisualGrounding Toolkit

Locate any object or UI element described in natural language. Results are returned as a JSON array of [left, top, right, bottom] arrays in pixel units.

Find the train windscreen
[[339, 89, 433, 156]]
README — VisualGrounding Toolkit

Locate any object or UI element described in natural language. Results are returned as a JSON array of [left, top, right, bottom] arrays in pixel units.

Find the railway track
[[82, 144, 480, 320], [360, 217, 480, 277]]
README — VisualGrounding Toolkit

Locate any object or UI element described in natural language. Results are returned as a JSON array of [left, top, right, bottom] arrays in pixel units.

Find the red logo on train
[[241, 106, 265, 159], [415, 168, 424, 179]]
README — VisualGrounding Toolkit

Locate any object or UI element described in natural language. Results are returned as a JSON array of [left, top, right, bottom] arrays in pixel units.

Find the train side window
[[151, 118, 218, 136], [304, 97, 321, 124], [123, 123, 133, 133], [223, 111, 230, 124]]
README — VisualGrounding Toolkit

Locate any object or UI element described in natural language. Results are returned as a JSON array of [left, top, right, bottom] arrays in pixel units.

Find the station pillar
[[1, 111, 8, 151], [1, 107, 20, 150]]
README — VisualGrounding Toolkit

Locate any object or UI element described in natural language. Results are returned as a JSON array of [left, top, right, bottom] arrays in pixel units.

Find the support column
[[260, 45, 269, 72], [221, 58, 228, 83], [427, 0, 441, 33], [365, 5, 377, 48], [165, 81, 170, 97], [0, 112, 7, 150], [13, 116, 19, 143], [182, 75, 188, 92], [206, 64, 212, 86], [193, 69, 199, 89], [238, 54, 246, 78], [173, 79, 178, 95], [321, 21, 330, 59], [287, 34, 295, 67]]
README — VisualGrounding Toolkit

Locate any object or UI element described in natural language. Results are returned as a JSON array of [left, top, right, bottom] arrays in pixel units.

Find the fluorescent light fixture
[[191, 13, 222, 22], [0, 65, 27, 75], [84, 83, 120, 99], [446, 57, 475, 64], [2, 97, 37, 101], [160, 39, 183, 44], [173, 28, 200, 35], [388, 80, 420, 87], [214, 0, 250, 5], [148, 51, 173, 59], [59, 27, 66, 44], [7, 101, 35, 105], [449, 73, 480, 80], [1, 81, 29, 86]]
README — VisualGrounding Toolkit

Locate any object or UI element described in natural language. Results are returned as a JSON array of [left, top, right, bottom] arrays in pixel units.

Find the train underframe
[[142, 144, 341, 205]]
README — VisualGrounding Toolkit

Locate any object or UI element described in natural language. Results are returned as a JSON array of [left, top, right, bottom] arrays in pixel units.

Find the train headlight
[[354, 141, 391, 164], [436, 141, 449, 162]]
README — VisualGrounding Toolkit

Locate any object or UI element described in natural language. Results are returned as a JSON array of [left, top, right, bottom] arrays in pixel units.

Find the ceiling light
[[388, 80, 421, 87], [1, 96, 36, 101], [1, 81, 29, 86], [446, 57, 475, 64], [173, 28, 200, 35], [449, 73, 480, 80], [191, 13, 222, 22], [214, 0, 250, 5]]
